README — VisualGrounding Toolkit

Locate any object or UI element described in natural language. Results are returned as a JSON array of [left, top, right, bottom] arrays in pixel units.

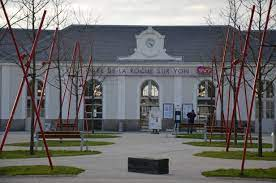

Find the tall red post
[[73, 56, 93, 129], [0, 2, 53, 169], [34, 28, 58, 130], [241, 0, 273, 175], [226, 5, 255, 152]]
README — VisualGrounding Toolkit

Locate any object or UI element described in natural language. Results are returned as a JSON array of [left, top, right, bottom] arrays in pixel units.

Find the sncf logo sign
[[197, 66, 212, 75]]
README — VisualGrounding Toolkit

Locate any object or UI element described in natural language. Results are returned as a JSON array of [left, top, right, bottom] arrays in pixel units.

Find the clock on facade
[[145, 38, 155, 48]]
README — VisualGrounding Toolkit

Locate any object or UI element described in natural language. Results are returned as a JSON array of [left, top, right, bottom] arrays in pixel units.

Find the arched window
[[256, 80, 275, 119], [141, 80, 159, 97], [27, 80, 45, 118], [140, 80, 159, 129], [197, 80, 215, 122], [84, 79, 103, 130], [198, 80, 215, 98]]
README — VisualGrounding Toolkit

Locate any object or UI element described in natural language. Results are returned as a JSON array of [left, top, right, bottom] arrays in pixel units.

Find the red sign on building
[[197, 66, 212, 75]]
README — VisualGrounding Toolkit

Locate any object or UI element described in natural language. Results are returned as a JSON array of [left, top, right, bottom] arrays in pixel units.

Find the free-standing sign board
[[182, 104, 193, 120], [149, 108, 162, 130], [163, 103, 174, 119]]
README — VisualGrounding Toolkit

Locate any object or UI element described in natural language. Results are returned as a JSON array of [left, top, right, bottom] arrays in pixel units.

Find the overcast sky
[[70, 0, 227, 25]]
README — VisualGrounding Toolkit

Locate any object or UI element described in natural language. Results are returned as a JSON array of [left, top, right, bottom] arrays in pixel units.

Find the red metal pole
[[78, 42, 84, 86], [237, 101, 242, 128], [238, 28, 252, 144], [241, 0, 273, 175], [57, 42, 78, 127], [225, 31, 236, 141], [0, 4, 53, 169], [0, 5, 45, 152], [226, 5, 255, 152], [242, 72, 253, 144], [34, 28, 58, 130], [66, 76, 74, 124], [215, 26, 230, 127], [66, 43, 80, 125], [73, 56, 93, 130], [73, 42, 84, 129], [210, 27, 230, 143]]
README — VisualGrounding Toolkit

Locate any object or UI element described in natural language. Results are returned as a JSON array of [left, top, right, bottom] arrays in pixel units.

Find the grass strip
[[84, 134, 120, 138], [0, 150, 101, 159], [0, 165, 84, 176], [8, 140, 114, 147], [202, 167, 276, 179], [184, 141, 272, 148], [194, 151, 276, 161], [176, 133, 257, 140]]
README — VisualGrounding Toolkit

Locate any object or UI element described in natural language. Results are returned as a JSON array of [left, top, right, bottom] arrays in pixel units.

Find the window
[[141, 80, 159, 97], [256, 80, 275, 119], [84, 79, 103, 130], [26, 80, 45, 118], [198, 80, 215, 98], [197, 80, 215, 122]]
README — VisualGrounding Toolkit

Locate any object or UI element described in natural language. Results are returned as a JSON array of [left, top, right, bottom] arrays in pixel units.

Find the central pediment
[[118, 27, 182, 61]]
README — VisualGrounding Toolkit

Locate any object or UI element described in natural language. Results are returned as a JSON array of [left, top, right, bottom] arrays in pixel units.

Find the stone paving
[[0, 132, 275, 183]]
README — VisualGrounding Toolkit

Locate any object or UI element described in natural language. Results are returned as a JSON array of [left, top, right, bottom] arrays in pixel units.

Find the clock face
[[145, 38, 155, 48]]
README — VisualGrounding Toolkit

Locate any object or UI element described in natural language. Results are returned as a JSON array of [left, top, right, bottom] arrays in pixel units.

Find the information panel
[[182, 104, 193, 120], [163, 103, 174, 119]]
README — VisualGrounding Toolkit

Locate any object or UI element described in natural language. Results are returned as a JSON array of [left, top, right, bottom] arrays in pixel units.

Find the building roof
[[0, 25, 276, 64]]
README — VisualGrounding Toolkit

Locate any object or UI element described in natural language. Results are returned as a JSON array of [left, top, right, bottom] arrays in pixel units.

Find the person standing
[[187, 110, 196, 134]]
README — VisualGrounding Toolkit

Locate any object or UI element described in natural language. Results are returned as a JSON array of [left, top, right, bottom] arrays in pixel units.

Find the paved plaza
[[0, 132, 275, 183]]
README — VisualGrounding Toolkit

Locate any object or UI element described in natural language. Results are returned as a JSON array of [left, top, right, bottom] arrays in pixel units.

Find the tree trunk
[[29, 0, 35, 155], [257, 73, 263, 157], [233, 65, 238, 145], [57, 31, 63, 131], [75, 69, 79, 130]]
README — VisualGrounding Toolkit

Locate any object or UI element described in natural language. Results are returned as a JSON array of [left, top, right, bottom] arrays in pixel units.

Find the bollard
[[204, 125, 207, 142], [272, 132, 276, 152], [118, 121, 123, 132]]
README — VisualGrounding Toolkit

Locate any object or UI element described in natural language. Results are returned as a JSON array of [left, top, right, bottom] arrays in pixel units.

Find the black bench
[[128, 157, 169, 174], [35, 131, 88, 151]]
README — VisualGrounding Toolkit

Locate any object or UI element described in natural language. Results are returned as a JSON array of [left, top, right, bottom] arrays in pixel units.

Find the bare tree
[[210, 0, 276, 156], [6, 0, 69, 154]]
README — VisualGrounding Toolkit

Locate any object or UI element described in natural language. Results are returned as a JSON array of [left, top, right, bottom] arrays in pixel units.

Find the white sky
[[70, 0, 227, 25]]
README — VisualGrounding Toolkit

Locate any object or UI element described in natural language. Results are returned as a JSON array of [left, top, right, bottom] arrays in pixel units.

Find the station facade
[[0, 25, 275, 132]]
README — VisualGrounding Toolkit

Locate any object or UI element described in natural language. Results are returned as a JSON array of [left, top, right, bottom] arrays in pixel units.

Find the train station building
[[0, 25, 275, 132]]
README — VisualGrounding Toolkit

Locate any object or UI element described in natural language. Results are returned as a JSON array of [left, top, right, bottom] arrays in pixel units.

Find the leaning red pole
[[238, 29, 252, 144], [241, 0, 273, 174], [34, 28, 58, 130], [73, 56, 93, 130], [0, 5, 45, 152], [215, 26, 230, 127], [66, 43, 80, 125], [209, 27, 230, 143], [0, 3, 53, 169], [226, 5, 255, 152], [57, 42, 79, 127], [225, 31, 236, 139]]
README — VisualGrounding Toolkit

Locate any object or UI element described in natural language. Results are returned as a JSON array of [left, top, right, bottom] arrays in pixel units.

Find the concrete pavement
[[0, 132, 275, 183]]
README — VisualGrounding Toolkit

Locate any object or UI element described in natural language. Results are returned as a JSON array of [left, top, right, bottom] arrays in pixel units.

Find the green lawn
[[0, 165, 84, 176], [202, 167, 276, 179], [176, 133, 257, 140], [184, 141, 272, 148], [8, 140, 114, 147], [0, 150, 101, 159], [194, 151, 276, 161], [84, 133, 120, 138]]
